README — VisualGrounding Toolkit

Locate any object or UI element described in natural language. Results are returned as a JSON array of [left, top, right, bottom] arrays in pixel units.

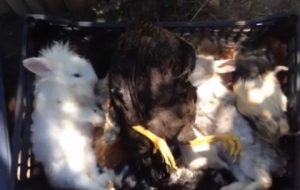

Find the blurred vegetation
[[88, 0, 299, 22]]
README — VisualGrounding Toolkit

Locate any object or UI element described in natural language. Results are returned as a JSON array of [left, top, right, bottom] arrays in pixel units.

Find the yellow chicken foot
[[188, 133, 241, 161], [132, 125, 178, 170]]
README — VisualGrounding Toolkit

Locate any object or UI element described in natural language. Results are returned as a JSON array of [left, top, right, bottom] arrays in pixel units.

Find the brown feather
[[110, 23, 196, 139], [93, 127, 131, 169]]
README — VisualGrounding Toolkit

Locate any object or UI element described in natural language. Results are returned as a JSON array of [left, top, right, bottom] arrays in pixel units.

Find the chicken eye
[[73, 73, 81, 78]]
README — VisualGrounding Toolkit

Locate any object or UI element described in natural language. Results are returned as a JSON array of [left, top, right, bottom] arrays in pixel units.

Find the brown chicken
[[107, 23, 240, 173]]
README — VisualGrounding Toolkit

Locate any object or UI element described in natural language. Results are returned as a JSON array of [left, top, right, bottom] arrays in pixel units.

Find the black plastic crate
[[0, 56, 11, 190], [9, 13, 300, 190]]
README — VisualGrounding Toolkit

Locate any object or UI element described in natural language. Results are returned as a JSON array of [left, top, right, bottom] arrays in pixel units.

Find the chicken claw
[[188, 133, 241, 161], [132, 125, 178, 170]]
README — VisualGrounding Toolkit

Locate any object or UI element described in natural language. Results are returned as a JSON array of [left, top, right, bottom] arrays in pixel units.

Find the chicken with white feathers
[[233, 48, 289, 144], [184, 54, 286, 190], [23, 42, 118, 190]]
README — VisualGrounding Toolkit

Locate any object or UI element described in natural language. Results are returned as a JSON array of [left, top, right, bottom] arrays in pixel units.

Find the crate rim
[[23, 12, 298, 29]]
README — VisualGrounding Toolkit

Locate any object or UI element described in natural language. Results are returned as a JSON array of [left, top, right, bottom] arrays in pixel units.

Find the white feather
[[186, 55, 286, 189]]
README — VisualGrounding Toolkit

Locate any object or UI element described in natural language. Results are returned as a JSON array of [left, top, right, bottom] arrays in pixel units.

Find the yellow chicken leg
[[132, 125, 178, 170], [189, 133, 241, 161]]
